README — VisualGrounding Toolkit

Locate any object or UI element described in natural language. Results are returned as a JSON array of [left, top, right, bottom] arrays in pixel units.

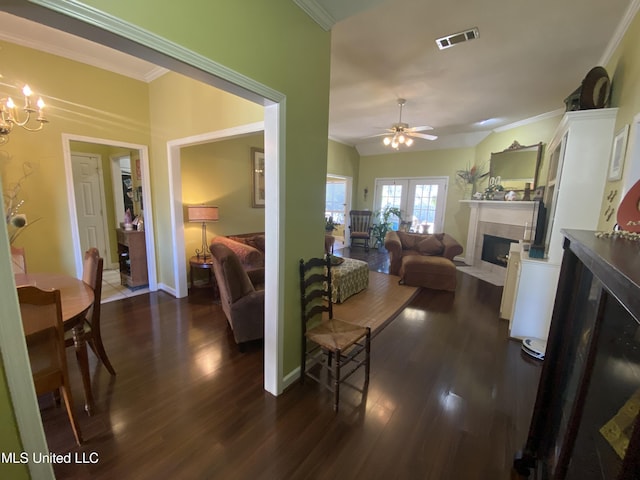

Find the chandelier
[[0, 85, 48, 145]]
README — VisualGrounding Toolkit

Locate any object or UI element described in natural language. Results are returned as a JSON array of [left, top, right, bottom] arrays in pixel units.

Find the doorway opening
[[63, 136, 157, 295], [325, 175, 352, 250]]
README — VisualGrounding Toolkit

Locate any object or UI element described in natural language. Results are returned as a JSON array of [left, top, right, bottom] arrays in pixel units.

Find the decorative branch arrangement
[[4, 161, 40, 244]]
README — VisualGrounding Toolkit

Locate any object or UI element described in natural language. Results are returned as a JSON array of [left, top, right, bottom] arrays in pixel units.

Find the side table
[[189, 256, 216, 293]]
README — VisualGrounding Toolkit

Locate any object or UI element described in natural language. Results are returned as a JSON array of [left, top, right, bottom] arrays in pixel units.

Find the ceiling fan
[[376, 98, 437, 149]]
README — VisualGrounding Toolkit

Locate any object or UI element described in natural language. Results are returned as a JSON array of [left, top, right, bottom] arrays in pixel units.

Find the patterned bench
[[331, 257, 369, 303]]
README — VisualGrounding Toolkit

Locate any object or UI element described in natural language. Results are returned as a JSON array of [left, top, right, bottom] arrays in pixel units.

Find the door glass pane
[[380, 184, 402, 230], [411, 184, 438, 233]]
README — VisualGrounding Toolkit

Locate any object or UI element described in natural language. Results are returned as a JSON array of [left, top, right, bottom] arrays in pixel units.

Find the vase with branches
[[4, 161, 40, 244], [456, 162, 490, 197]]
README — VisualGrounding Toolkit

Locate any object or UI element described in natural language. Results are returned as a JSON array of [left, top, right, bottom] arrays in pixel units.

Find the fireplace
[[482, 234, 516, 267]]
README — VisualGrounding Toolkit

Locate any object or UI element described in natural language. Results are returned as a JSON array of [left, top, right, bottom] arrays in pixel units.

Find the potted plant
[[325, 215, 340, 233], [371, 206, 402, 248]]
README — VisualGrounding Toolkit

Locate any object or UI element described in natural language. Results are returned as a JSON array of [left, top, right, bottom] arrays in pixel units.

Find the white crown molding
[[600, 0, 640, 66], [293, 0, 335, 31], [493, 108, 565, 133], [27, 0, 285, 104], [0, 15, 167, 83]]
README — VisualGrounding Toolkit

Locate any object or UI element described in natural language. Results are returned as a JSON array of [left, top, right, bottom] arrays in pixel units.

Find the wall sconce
[[187, 205, 219, 259], [364, 187, 368, 201]]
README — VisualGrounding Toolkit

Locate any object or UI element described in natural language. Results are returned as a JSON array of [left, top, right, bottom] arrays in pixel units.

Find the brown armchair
[[210, 243, 265, 346]]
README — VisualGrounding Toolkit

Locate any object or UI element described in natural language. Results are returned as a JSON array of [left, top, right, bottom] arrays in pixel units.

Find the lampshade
[[187, 205, 219, 222]]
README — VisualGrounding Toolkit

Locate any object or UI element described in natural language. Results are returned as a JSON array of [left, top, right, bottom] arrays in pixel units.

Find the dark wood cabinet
[[514, 229, 640, 480], [117, 228, 148, 288]]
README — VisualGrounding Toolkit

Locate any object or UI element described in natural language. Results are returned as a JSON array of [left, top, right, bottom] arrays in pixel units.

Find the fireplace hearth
[[482, 234, 516, 267]]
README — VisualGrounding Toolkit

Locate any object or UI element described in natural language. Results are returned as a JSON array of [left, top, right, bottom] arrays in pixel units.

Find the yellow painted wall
[[0, 40, 151, 274], [147, 72, 265, 289], [600, 8, 640, 230], [181, 133, 265, 272]]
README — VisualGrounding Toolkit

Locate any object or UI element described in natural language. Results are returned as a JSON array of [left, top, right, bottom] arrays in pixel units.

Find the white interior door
[[72, 153, 109, 260], [374, 177, 448, 233]]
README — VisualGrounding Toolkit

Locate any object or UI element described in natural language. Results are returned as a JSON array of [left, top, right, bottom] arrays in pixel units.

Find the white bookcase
[[508, 108, 618, 341]]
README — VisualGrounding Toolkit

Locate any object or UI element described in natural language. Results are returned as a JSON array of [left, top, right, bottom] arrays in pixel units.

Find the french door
[[373, 177, 448, 233]]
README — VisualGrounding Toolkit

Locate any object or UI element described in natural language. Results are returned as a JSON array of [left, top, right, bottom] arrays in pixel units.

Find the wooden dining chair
[[11, 246, 27, 274], [299, 255, 371, 412], [18, 286, 83, 445], [65, 248, 116, 375]]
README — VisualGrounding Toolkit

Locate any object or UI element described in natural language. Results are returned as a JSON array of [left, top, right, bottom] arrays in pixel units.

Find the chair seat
[[306, 318, 368, 352], [350, 232, 369, 238]]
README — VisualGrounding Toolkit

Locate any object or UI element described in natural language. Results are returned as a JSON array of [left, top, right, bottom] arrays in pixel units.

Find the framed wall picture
[[608, 125, 629, 181], [251, 147, 265, 208]]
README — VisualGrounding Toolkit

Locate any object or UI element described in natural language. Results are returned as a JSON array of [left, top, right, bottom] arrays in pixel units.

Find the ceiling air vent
[[436, 27, 479, 50]]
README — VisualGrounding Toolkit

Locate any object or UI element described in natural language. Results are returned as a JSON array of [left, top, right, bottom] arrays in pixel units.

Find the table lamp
[[187, 205, 219, 259]]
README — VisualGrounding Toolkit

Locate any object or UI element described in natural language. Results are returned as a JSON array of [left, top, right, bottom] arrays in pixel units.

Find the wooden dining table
[[15, 272, 96, 415]]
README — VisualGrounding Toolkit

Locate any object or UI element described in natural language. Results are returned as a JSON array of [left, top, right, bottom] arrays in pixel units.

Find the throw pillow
[[417, 235, 444, 255]]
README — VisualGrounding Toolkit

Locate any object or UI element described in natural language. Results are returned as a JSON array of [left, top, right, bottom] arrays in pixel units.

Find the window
[[374, 177, 448, 233]]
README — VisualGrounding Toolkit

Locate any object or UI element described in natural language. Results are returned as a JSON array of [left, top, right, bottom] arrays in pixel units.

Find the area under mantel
[[460, 200, 538, 267]]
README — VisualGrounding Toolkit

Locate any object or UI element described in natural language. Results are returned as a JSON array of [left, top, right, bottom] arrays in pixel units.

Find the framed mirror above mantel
[[490, 141, 544, 193]]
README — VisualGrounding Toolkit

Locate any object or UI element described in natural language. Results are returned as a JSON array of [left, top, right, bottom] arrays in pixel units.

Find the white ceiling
[[0, 1, 637, 155]]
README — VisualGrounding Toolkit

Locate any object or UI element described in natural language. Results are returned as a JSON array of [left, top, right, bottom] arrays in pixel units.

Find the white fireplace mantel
[[460, 200, 537, 266]]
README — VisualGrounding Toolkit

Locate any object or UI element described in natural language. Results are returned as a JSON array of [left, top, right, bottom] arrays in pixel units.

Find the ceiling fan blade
[[410, 132, 438, 141], [365, 132, 393, 138], [407, 125, 434, 132]]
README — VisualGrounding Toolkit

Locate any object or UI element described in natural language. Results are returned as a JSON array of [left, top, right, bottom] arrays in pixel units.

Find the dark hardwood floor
[[40, 246, 541, 480]]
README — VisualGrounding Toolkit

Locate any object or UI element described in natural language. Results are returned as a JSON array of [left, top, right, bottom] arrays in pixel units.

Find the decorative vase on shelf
[[464, 182, 477, 200]]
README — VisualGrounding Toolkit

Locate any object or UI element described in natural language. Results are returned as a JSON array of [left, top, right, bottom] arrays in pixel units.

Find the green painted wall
[[358, 147, 476, 250], [0, 362, 29, 480], [474, 116, 561, 193], [327, 140, 360, 179], [181, 133, 265, 275], [57, 0, 332, 375]]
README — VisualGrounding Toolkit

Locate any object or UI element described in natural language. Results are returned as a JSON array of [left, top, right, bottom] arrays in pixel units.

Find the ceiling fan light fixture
[[405, 137, 414, 146], [383, 137, 391, 145], [398, 133, 406, 144]]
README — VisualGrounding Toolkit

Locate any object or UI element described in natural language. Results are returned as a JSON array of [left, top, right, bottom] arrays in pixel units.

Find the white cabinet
[[509, 108, 617, 341], [500, 242, 522, 321], [543, 108, 618, 264]]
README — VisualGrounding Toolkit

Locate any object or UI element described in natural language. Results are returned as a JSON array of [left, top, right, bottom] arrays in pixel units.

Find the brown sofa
[[209, 243, 264, 346], [210, 233, 265, 287], [384, 231, 463, 291]]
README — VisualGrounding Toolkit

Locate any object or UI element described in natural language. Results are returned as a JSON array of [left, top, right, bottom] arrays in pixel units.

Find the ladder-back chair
[[299, 255, 371, 411]]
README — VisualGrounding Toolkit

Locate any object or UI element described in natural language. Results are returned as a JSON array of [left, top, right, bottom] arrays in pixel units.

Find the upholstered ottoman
[[400, 255, 457, 291], [331, 258, 369, 303]]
